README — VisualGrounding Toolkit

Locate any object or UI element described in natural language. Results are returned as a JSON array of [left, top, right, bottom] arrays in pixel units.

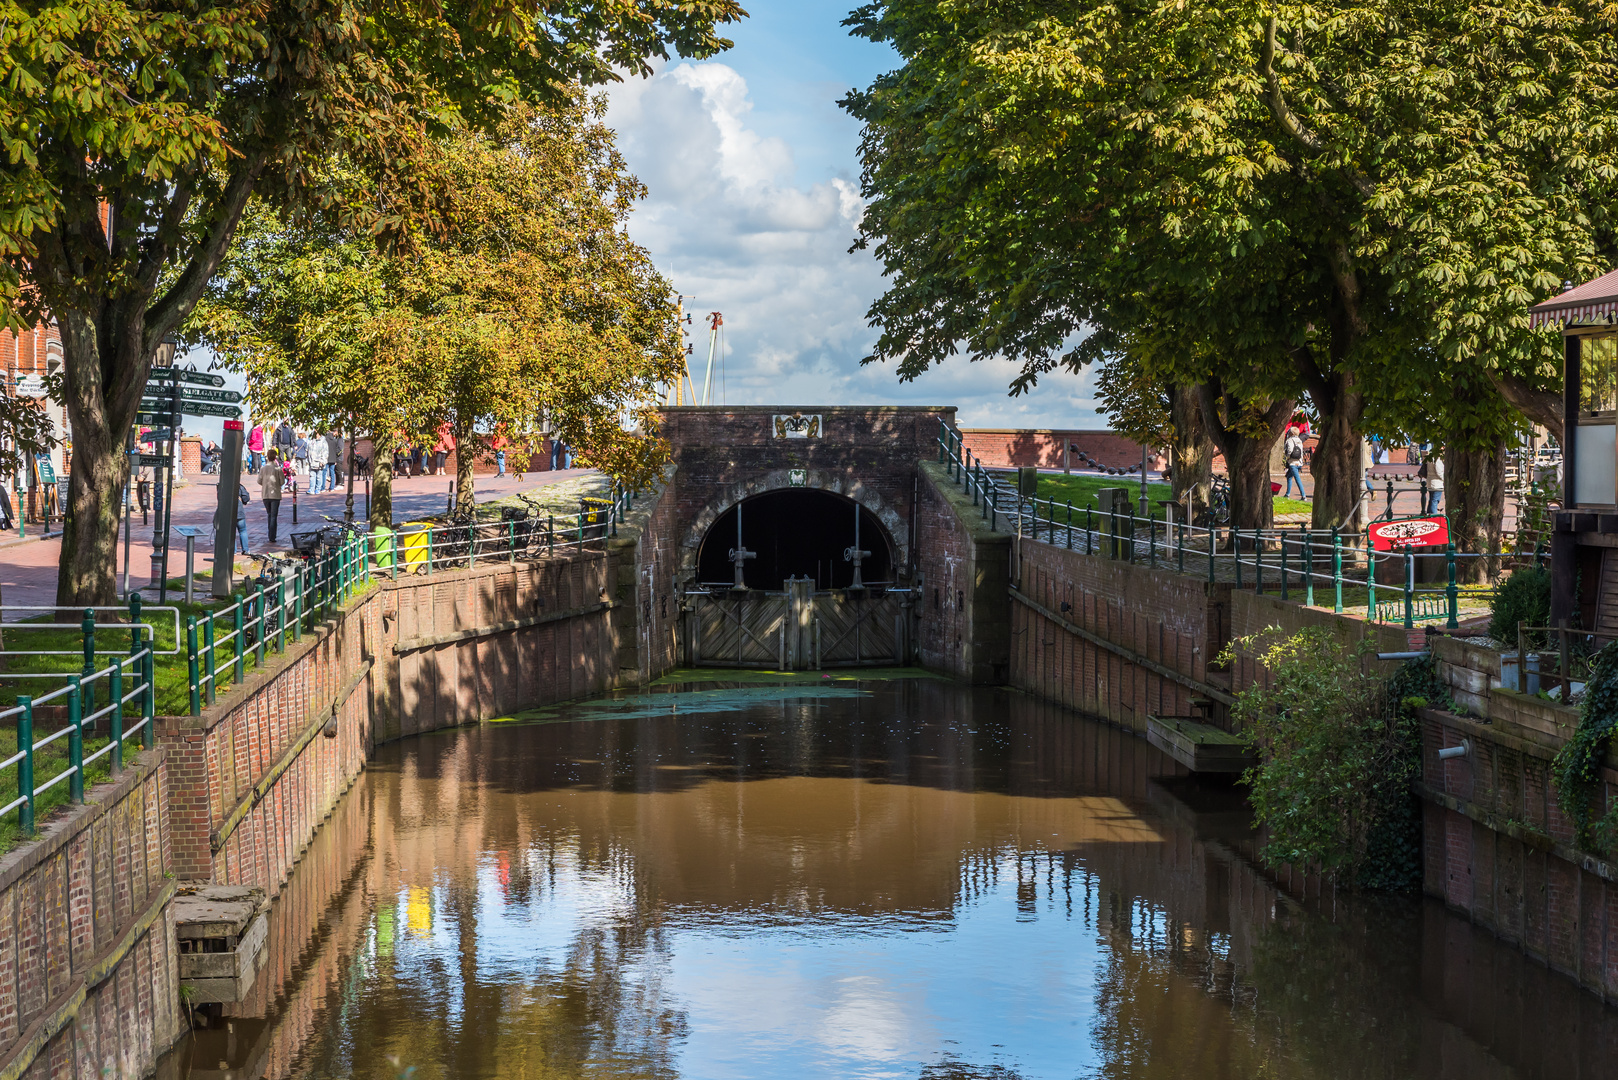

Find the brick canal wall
[[0, 751, 183, 1080], [1418, 634, 1618, 1000], [913, 462, 1010, 683]]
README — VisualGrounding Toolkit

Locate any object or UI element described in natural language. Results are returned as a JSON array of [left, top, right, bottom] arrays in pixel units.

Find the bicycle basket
[[290, 531, 324, 555]]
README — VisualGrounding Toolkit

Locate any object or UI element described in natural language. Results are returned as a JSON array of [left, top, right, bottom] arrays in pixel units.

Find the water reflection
[[164, 674, 1618, 1079]]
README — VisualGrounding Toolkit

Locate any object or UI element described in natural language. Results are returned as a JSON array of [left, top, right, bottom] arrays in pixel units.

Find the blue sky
[[605, 2, 1103, 428]]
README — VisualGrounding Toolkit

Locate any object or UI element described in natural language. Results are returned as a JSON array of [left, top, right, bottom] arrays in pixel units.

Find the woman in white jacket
[[306, 430, 329, 494]]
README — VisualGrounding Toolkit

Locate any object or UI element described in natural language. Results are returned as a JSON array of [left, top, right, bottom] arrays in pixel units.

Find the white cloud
[[607, 62, 1104, 428]]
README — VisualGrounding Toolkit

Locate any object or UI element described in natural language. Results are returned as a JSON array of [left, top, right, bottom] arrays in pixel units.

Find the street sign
[[180, 401, 243, 418], [139, 428, 174, 443], [148, 367, 227, 387], [138, 399, 241, 419], [175, 386, 242, 403], [137, 453, 173, 468]]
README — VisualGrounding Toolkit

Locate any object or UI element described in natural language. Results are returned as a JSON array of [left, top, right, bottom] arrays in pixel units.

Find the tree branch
[[1258, 17, 1375, 199], [1492, 371, 1565, 445], [1196, 378, 1237, 463], [145, 154, 266, 346]]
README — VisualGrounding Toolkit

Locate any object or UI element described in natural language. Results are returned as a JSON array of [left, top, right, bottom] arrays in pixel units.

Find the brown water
[[164, 672, 1618, 1079]]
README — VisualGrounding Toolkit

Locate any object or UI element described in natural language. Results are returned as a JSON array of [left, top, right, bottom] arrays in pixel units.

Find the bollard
[[1446, 543, 1459, 629], [109, 661, 124, 773], [69, 677, 84, 803], [81, 608, 96, 719], [1386, 477, 1395, 519], [233, 596, 245, 683], [187, 617, 201, 716], [1332, 529, 1343, 613], [17, 698, 34, 832]]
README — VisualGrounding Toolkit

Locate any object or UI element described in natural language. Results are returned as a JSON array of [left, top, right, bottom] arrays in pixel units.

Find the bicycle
[[242, 551, 294, 648]]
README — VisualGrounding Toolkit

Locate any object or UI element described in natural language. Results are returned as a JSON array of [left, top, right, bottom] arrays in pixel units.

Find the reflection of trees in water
[[296, 879, 687, 1079]]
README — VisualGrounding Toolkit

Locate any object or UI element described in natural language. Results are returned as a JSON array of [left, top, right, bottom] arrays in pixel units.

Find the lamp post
[[146, 338, 178, 597]]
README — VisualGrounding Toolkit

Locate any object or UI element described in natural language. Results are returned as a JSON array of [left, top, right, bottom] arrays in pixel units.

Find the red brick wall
[[914, 462, 1011, 683], [0, 752, 183, 1079], [609, 468, 680, 682], [960, 429, 1160, 471]]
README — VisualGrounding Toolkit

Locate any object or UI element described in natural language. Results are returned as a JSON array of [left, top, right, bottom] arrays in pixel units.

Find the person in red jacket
[[433, 424, 455, 476]]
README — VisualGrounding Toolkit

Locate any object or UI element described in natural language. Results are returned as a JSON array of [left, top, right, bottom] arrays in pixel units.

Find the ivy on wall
[[1552, 641, 1618, 853], [1229, 628, 1447, 891]]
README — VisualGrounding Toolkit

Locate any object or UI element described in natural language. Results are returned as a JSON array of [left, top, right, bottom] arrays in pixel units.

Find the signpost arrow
[[136, 453, 173, 468], [147, 367, 227, 387], [138, 428, 174, 443], [175, 387, 243, 403], [139, 399, 241, 419]]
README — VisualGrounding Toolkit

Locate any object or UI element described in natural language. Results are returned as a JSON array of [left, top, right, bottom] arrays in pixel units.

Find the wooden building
[[1530, 269, 1618, 630]]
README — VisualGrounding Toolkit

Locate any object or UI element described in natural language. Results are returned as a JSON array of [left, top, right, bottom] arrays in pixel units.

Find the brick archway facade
[[676, 469, 909, 580]]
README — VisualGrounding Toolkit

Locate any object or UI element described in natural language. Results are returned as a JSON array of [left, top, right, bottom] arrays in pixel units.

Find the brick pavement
[[0, 467, 599, 617]]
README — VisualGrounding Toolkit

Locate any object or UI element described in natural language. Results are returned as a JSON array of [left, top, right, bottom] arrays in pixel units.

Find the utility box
[[1017, 467, 1038, 497]]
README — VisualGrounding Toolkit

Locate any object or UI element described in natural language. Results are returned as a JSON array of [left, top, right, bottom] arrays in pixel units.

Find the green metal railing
[[1, 644, 155, 835], [935, 418, 1516, 629]]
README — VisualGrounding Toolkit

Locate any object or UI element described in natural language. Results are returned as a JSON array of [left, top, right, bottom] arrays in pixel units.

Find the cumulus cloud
[[606, 63, 1103, 428]]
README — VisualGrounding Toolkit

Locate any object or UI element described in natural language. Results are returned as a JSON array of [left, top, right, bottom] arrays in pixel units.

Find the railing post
[[1368, 551, 1378, 621], [1255, 529, 1264, 594], [989, 486, 997, 532], [1446, 543, 1459, 629], [1149, 514, 1157, 568], [187, 617, 201, 716], [1234, 530, 1243, 589], [467, 523, 477, 570], [204, 611, 216, 706], [1386, 476, 1396, 520], [109, 660, 124, 774], [277, 574, 287, 653], [233, 596, 245, 683], [1304, 528, 1314, 606], [1177, 512, 1185, 574], [427, 528, 435, 576], [293, 563, 304, 642], [1332, 529, 1343, 613], [509, 520, 517, 564], [1280, 530, 1289, 600], [1207, 521, 1215, 584], [17, 698, 34, 832], [577, 511, 584, 546], [141, 643, 154, 749], [81, 607, 97, 719], [548, 514, 555, 554], [938, 420, 946, 464], [69, 677, 84, 803], [1404, 551, 1415, 629], [255, 580, 268, 665], [1086, 504, 1094, 556], [1560, 618, 1571, 696], [1066, 501, 1073, 550]]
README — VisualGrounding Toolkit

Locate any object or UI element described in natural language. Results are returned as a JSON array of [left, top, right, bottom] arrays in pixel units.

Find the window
[[1580, 334, 1618, 415]]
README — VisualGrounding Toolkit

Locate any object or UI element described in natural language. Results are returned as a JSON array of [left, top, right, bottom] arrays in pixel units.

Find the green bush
[[1227, 628, 1443, 891], [1553, 641, 1618, 852], [1488, 563, 1551, 644]]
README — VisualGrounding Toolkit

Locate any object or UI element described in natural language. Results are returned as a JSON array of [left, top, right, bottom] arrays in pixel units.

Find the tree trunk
[[454, 425, 477, 518], [1307, 394, 1367, 530], [1445, 440, 1507, 584], [370, 432, 394, 531], [1170, 383, 1213, 516], [54, 312, 141, 607], [1197, 381, 1294, 531]]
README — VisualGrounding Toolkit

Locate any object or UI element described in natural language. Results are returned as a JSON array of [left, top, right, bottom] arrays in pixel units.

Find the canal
[[164, 672, 1618, 1079]]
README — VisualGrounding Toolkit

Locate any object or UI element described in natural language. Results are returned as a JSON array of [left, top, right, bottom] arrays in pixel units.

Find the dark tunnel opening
[[696, 489, 896, 590]]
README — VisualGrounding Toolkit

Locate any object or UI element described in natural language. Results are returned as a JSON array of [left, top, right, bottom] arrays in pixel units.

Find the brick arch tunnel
[[695, 488, 896, 590]]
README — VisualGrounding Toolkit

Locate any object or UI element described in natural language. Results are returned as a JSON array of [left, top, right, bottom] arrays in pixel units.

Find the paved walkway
[[0, 468, 601, 617]]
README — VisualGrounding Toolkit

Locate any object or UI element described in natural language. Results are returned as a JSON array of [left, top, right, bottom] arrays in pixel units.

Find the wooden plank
[[1146, 714, 1255, 774]]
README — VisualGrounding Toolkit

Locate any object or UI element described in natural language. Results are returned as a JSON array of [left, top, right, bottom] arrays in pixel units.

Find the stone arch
[[677, 469, 909, 580]]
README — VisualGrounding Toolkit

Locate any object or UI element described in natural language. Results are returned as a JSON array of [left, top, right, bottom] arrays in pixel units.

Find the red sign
[[223, 420, 243, 431], [1368, 516, 1449, 551]]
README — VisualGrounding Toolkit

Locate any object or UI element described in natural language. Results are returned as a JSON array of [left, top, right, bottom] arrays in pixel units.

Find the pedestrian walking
[[0, 478, 13, 530], [259, 449, 284, 544], [274, 419, 295, 460], [494, 434, 507, 477], [293, 431, 308, 474], [326, 432, 344, 490], [550, 438, 568, 471], [306, 429, 329, 494], [1282, 426, 1307, 499], [433, 424, 454, 476], [214, 482, 251, 555], [247, 423, 266, 472], [1422, 451, 1445, 515]]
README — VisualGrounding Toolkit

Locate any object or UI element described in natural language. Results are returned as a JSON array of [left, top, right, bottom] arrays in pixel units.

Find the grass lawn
[[1033, 474, 1311, 518], [0, 725, 147, 853]]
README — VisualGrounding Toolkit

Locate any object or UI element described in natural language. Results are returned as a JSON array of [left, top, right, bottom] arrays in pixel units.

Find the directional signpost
[[136, 454, 172, 469], [147, 367, 227, 388], [141, 371, 240, 601], [138, 428, 174, 444]]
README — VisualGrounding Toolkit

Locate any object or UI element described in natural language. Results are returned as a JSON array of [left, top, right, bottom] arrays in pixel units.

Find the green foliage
[[1488, 564, 1552, 645], [1229, 628, 1439, 890], [1552, 641, 1618, 851]]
